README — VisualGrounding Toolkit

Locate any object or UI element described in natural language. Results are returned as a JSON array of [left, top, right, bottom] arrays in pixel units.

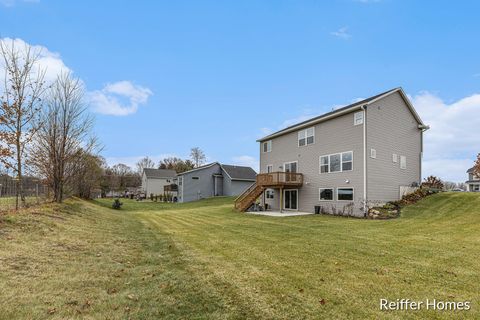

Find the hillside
[[0, 193, 479, 319]]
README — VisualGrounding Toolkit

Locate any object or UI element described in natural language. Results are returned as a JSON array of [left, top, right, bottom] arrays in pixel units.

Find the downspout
[[362, 105, 367, 216], [419, 124, 430, 184]]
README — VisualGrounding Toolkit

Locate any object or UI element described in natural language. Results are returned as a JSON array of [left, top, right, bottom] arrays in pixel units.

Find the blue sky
[[1, 0, 480, 182]]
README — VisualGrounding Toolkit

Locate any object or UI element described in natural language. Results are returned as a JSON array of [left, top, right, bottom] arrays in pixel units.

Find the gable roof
[[143, 168, 177, 179], [176, 162, 219, 176], [467, 167, 476, 173], [220, 164, 257, 181], [257, 87, 427, 142]]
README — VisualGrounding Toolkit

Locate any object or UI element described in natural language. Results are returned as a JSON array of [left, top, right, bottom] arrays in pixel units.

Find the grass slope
[[1, 193, 479, 319]]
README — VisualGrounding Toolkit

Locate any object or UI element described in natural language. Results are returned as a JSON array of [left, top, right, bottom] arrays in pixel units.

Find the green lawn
[[0, 193, 479, 319]]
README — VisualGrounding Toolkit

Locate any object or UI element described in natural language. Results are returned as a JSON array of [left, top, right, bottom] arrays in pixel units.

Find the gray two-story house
[[235, 87, 429, 217], [466, 167, 480, 192]]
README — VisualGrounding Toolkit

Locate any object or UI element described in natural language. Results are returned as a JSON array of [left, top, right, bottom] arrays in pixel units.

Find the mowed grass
[[1, 193, 479, 319]]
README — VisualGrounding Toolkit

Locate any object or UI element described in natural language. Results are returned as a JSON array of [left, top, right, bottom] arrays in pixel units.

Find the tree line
[[0, 40, 211, 208]]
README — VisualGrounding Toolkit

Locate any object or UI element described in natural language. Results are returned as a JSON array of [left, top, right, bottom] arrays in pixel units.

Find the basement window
[[337, 188, 354, 201], [319, 188, 334, 201]]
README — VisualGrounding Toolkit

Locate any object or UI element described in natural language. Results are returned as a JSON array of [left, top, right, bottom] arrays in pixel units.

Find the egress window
[[298, 127, 315, 146], [337, 188, 354, 201], [319, 188, 334, 201]]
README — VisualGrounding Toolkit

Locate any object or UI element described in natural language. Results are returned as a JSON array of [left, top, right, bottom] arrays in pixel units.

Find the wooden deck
[[256, 172, 303, 188]]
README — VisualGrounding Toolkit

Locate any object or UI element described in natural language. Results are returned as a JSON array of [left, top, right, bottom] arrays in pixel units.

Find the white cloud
[[412, 91, 480, 182], [89, 81, 153, 116], [0, 37, 70, 85], [232, 155, 259, 172], [331, 26, 351, 40]]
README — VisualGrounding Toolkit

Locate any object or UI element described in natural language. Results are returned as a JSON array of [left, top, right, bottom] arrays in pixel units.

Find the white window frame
[[319, 151, 353, 174], [266, 164, 273, 173], [337, 187, 354, 201], [266, 188, 275, 199], [400, 155, 406, 169], [319, 187, 334, 201], [392, 153, 398, 163], [370, 148, 377, 159], [354, 111, 364, 126], [283, 161, 298, 173], [262, 140, 272, 153], [297, 127, 315, 147]]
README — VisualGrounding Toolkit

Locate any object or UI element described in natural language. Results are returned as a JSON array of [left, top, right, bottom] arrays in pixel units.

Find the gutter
[[362, 105, 367, 216]]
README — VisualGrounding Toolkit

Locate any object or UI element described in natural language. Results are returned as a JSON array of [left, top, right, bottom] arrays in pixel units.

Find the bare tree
[[136, 156, 155, 175], [190, 147, 206, 168], [0, 39, 47, 209], [69, 150, 104, 199], [158, 156, 194, 173], [30, 72, 95, 203]]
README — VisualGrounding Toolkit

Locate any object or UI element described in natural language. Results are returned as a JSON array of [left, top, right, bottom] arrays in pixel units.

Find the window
[[319, 188, 334, 201], [400, 156, 406, 169], [354, 111, 364, 125], [342, 152, 353, 171], [192, 176, 199, 180], [298, 127, 315, 146], [262, 140, 272, 153], [392, 153, 398, 163], [319, 151, 353, 173], [266, 189, 274, 199], [330, 154, 341, 172], [266, 164, 273, 173], [370, 148, 377, 159], [337, 188, 354, 201]]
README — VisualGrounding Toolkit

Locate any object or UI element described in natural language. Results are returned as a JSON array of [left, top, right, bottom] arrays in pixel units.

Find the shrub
[[421, 175, 444, 190], [150, 193, 154, 201], [112, 199, 123, 209]]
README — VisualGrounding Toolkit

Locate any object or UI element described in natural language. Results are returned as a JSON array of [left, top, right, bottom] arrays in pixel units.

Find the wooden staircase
[[234, 183, 264, 212]]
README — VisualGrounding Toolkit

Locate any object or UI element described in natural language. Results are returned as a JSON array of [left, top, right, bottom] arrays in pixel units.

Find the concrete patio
[[245, 210, 314, 217]]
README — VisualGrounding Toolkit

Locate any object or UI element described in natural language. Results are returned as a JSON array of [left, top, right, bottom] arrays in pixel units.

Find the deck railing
[[256, 172, 303, 187]]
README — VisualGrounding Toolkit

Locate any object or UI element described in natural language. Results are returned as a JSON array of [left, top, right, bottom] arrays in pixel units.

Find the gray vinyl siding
[[260, 110, 365, 216], [223, 178, 255, 196], [179, 164, 222, 202], [366, 92, 422, 202], [141, 173, 174, 196]]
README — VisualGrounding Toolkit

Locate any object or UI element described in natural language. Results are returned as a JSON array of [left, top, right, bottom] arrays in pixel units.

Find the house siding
[[223, 178, 255, 197], [141, 173, 174, 196], [366, 92, 422, 203], [178, 164, 222, 203], [260, 110, 365, 216]]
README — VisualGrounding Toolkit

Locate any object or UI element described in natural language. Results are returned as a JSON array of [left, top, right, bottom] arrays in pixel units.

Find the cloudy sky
[[1, 0, 479, 182]]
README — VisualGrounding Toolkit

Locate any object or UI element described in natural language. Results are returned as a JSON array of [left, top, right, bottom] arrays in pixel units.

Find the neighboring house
[[177, 162, 256, 203], [235, 87, 429, 217], [142, 168, 177, 196], [466, 167, 480, 192]]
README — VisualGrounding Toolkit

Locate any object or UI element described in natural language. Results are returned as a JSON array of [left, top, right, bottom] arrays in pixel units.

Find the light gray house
[[177, 162, 256, 203], [141, 168, 177, 196], [466, 167, 480, 192], [235, 87, 429, 217]]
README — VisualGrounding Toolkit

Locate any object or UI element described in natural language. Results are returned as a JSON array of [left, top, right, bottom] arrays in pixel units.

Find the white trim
[[266, 164, 273, 173], [297, 126, 315, 147], [319, 151, 353, 174], [337, 187, 355, 201], [283, 189, 299, 210], [319, 187, 334, 201], [362, 105, 367, 213], [354, 111, 364, 126], [262, 140, 272, 153], [392, 153, 398, 163], [400, 155, 407, 169], [370, 148, 377, 159]]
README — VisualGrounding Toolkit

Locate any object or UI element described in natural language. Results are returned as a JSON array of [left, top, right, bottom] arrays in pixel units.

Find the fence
[[0, 177, 49, 212]]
